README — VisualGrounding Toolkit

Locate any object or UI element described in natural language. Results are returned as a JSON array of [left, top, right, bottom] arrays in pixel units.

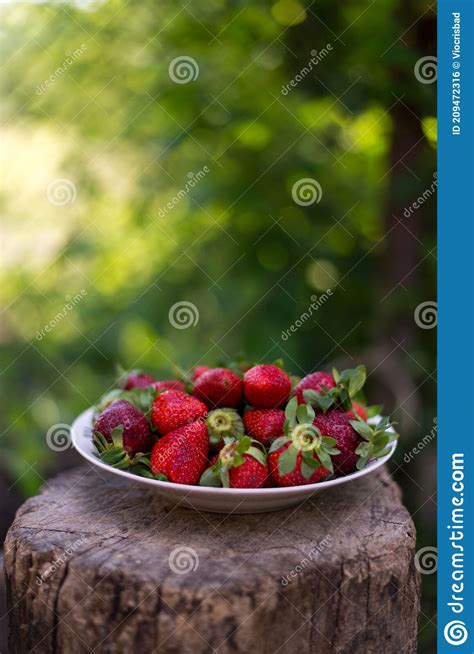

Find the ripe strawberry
[[93, 399, 153, 457], [151, 390, 207, 435], [200, 437, 268, 488], [313, 411, 362, 475], [348, 401, 367, 421], [243, 408, 285, 447], [122, 371, 156, 390], [193, 367, 242, 408], [268, 397, 339, 487], [293, 371, 335, 405], [206, 408, 244, 449], [150, 421, 209, 484], [152, 380, 186, 393], [228, 454, 268, 488], [243, 364, 291, 408], [193, 365, 210, 381]]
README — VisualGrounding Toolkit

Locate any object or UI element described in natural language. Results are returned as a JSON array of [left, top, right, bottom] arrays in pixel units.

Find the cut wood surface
[[4, 464, 420, 654]]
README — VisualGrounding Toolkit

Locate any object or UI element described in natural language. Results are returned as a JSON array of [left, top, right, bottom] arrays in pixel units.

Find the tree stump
[[4, 464, 420, 654]]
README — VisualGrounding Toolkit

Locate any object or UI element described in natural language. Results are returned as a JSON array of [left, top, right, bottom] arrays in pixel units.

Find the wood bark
[[4, 464, 420, 653]]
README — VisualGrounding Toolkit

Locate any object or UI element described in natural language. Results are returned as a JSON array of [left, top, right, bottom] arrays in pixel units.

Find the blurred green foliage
[[1, 1, 436, 649], [1, 0, 436, 482]]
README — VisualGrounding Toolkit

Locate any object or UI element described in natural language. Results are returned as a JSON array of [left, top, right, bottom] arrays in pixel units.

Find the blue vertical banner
[[438, 0, 474, 652]]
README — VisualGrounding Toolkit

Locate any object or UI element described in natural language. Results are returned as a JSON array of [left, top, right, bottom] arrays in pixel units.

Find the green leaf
[[199, 467, 222, 487], [133, 468, 167, 481], [232, 453, 246, 467], [376, 416, 390, 431], [220, 468, 230, 488], [332, 367, 340, 383], [285, 396, 298, 424], [373, 433, 390, 450], [373, 446, 392, 459], [113, 458, 132, 470], [302, 453, 320, 469], [348, 365, 366, 397], [236, 436, 251, 453], [355, 442, 371, 457], [305, 403, 315, 423], [302, 389, 319, 404], [247, 446, 266, 466], [321, 436, 337, 448], [349, 420, 373, 440], [296, 403, 309, 423], [269, 436, 288, 453], [277, 445, 298, 475], [101, 448, 126, 465], [316, 393, 335, 412], [356, 456, 369, 470], [110, 425, 124, 448], [300, 460, 316, 480], [93, 431, 109, 452], [317, 451, 334, 473], [366, 404, 383, 418]]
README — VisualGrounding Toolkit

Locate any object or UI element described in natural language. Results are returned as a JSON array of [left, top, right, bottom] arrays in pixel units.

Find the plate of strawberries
[[71, 361, 398, 513]]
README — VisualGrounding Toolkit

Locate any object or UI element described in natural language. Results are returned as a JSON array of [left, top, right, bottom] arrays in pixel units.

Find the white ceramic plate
[[71, 408, 397, 514]]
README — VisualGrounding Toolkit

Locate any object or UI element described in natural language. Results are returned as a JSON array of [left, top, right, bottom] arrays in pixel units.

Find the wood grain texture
[[4, 464, 420, 654]]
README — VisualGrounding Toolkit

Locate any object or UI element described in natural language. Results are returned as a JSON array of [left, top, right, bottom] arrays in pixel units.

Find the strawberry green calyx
[[365, 404, 384, 418], [205, 408, 244, 448], [303, 365, 366, 413], [93, 427, 128, 468], [270, 397, 340, 479], [349, 415, 398, 470], [93, 426, 166, 479], [199, 436, 266, 488], [93, 426, 141, 468], [129, 457, 168, 481], [123, 385, 159, 418]]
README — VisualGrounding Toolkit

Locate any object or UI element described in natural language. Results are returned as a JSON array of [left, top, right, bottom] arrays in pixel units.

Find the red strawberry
[[293, 371, 336, 405], [193, 367, 242, 408], [228, 454, 268, 488], [313, 411, 361, 475], [93, 399, 153, 456], [151, 390, 207, 435], [348, 401, 367, 421], [267, 397, 339, 487], [243, 364, 291, 408], [199, 437, 268, 488], [150, 421, 209, 484], [122, 371, 156, 390], [243, 408, 285, 447], [193, 365, 210, 381], [269, 442, 331, 487], [152, 380, 186, 393]]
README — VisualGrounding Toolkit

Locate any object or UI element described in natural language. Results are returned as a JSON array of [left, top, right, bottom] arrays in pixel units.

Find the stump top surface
[[7, 464, 415, 588]]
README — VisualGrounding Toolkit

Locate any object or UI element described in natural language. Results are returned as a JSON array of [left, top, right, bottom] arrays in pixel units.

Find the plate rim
[[71, 407, 397, 496]]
